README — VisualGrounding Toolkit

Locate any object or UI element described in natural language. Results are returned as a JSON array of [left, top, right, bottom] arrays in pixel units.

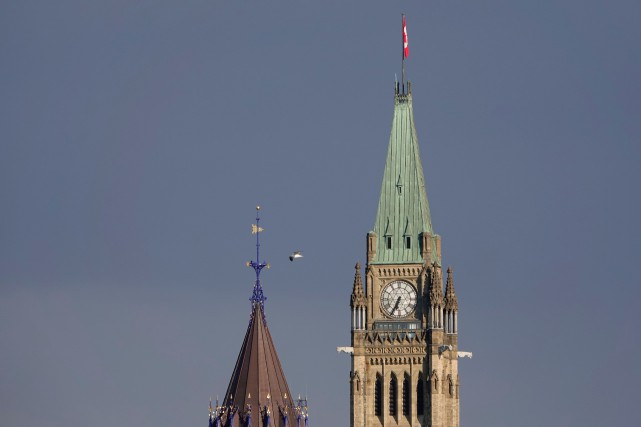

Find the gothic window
[[389, 375, 397, 416], [375, 375, 382, 416], [416, 375, 424, 416], [402, 375, 410, 416]]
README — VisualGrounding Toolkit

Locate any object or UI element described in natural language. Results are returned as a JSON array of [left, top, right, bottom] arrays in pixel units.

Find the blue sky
[[1, 1, 640, 426]]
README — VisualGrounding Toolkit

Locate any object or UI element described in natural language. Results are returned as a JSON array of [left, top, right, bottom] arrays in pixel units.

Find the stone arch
[[431, 370, 439, 392], [353, 371, 361, 392]]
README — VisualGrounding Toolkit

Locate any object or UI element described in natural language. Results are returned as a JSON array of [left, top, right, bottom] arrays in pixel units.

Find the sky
[[1, 1, 640, 426]]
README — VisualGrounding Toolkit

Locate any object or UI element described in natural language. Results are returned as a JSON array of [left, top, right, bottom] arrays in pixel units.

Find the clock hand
[[392, 296, 401, 314]]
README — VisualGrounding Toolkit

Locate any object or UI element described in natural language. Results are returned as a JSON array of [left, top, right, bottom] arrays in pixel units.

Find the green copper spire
[[370, 88, 440, 265]]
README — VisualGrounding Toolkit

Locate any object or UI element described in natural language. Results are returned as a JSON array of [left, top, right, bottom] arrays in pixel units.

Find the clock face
[[381, 281, 417, 318]]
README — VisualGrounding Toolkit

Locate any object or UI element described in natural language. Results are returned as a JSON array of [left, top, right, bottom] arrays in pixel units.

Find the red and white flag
[[403, 16, 409, 58]]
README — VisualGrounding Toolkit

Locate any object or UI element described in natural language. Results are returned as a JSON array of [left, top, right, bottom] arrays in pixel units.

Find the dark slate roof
[[222, 304, 295, 423]]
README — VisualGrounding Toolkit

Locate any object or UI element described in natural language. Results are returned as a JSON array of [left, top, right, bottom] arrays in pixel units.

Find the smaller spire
[[350, 262, 366, 308], [444, 267, 458, 310], [214, 205, 299, 427], [246, 205, 270, 320], [295, 395, 309, 427], [209, 396, 224, 427]]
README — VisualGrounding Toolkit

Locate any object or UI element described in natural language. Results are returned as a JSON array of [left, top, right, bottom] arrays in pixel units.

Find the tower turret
[[444, 267, 458, 335], [350, 262, 367, 331], [426, 263, 445, 330]]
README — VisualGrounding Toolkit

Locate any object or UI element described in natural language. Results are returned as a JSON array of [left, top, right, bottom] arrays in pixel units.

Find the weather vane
[[246, 205, 269, 311]]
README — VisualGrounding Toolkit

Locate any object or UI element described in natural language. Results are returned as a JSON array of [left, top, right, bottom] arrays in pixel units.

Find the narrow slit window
[[417, 376, 424, 416], [405, 236, 411, 249], [386, 236, 392, 250], [375, 376, 382, 416], [389, 375, 397, 416], [403, 376, 410, 416]]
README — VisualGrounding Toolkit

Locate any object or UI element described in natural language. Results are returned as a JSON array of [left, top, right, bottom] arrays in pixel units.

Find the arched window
[[402, 374, 410, 416], [375, 375, 382, 416], [389, 375, 397, 416], [416, 375, 424, 416]]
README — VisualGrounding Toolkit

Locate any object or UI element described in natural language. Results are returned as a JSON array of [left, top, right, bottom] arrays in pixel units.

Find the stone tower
[[349, 83, 460, 427]]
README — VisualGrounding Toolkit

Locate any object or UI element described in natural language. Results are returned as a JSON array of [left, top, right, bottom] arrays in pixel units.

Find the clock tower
[[349, 82, 460, 427]]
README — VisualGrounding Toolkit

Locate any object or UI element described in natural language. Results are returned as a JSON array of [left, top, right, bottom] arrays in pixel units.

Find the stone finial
[[444, 266, 458, 310], [350, 262, 367, 308]]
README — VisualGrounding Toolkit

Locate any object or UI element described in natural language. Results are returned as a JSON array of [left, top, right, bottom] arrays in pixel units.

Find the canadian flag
[[403, 16, 409, 58]]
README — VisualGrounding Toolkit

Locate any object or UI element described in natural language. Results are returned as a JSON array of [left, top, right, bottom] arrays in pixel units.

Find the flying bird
[[289, 251, 303, 262]]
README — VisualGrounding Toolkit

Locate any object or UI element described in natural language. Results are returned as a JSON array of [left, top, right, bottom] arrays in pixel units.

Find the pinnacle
[[351, 262, 366, 308], [444, 266, 458, 310], [426, 263, 444, 306]]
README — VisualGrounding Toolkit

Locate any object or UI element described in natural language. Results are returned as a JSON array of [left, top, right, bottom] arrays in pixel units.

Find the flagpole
[[401, 13, 405, 94]]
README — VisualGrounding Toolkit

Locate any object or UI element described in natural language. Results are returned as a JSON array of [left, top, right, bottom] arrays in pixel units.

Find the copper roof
[[371, 88, 439, 265]]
